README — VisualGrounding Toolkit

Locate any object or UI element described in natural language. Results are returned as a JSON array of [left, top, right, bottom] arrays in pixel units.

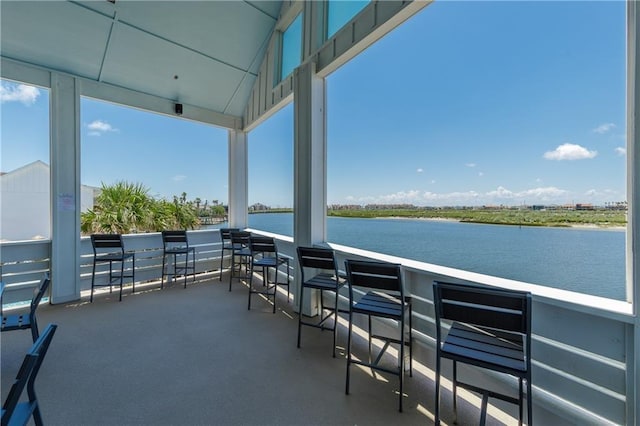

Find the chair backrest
[[220, 228, 240, 242], [432, 281, 532, 342], [91, 234, 125, 255], [2, 323, 57, 424], [344, 260, 403, 299], [30, 273, 51, 317], [249, 236, 277, 256], [297, 247, 338, 282], [162, 230, 189, 247], [230, 230, 251, 247]]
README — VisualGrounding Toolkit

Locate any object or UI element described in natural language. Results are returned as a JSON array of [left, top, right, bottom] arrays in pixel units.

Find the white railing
[[0, 230, 634, 424]]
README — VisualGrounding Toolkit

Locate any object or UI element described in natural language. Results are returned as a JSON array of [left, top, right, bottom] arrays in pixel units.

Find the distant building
[[0, 161, 98, 241]]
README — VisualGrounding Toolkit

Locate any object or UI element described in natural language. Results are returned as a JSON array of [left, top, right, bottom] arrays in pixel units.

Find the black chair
[[228, 230, 252, 291], [1, 274, 50, 342], [247, 236, 290, 313], [1, 323, 57, 426], [161, 230, 196, 289], [344, 260, 413, 412], [296, 246, 346, 357], [90, 234, 135, 302], [219, 228, 239, 281], [432, 281, 532, 426]]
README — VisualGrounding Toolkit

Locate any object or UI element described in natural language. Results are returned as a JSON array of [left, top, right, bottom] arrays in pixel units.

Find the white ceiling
[[0, 0, 282, 118]]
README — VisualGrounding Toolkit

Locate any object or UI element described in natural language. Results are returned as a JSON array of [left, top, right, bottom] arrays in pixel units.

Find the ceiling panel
[[95, 1, 276, 72], [0, 0, 283, 121], [0, 1, 112, 80], [102, 22, 247, 114]]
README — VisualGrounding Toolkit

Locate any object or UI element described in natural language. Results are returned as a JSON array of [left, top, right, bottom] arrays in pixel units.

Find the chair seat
[[164, 247, 194, 254], [352, 291, 407, 319], [95, 252, 134, 261], [2, 314, 32, 331], [302, 273, 345, 291], [233, 248, 252, 257], [441, 322, 526, 373], [253, 256, 287, 268]]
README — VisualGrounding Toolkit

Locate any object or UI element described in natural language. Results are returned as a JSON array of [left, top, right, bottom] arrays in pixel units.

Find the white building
[[0, 160, 97, 241]]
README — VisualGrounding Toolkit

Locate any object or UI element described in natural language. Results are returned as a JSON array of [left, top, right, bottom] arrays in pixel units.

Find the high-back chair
[[161, 230, 196, 289], [296, 246, 345, 357], [90, 234, 136, 302], [218, 228, 239, 281], [344, 259, 413, 412], [432, 281, 532, 426], [1, 273, 51, 342], [247, 236, 290, 313], [228, 230, 252, 291], [1, 323, 57, 426]]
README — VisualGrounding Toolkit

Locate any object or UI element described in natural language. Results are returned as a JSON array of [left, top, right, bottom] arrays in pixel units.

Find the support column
[[49, 73, 81, 303], [228, 130, 248, 229], [293, 61, 327, 315], [627, 1, 639, 424], [293, 61, 326, 247]]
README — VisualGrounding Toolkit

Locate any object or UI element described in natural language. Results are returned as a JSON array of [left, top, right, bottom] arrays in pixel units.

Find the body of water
[[214, 213, 626, 301]]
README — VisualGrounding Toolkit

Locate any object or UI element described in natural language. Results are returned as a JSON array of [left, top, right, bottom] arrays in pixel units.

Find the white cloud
[[478, 172, 484, 177], [172, 175, 187, 182], [343, 185, 573, 207], [0, 82, 40, 105], [615, 147, 626, 156], [430, 180, 436, 184], [465, 163, 476, 168], [592, 123, 616, 134], [87, 120, 117, 136], [416, 168, 423, 173], [543, 143, 597, 160]]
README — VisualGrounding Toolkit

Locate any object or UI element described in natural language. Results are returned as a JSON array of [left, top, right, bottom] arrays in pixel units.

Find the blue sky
[[1, 1, 627, 208]]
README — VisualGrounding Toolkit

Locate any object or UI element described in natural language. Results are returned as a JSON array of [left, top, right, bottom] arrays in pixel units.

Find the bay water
[[220, 212, 626, 301]]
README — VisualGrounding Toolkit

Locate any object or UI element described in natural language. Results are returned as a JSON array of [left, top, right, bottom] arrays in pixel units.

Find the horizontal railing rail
[[0, 229, 634, 424]]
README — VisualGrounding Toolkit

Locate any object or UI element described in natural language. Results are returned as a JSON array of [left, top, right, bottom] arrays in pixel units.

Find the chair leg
[[131, 255, 136, 294], [30, 318, 39, 342], [161, 253, 167, 289], [435, 349, 441, 425], [118, 260, 124, 302], [219, 248, 224, 281], [90, 259, 97, 302], [332, 289, 338, 358], [399, 316, 405, 413], [297, 284, 305, 348], [183, 252, 189, 288], [527, 376, 532, 426], [346, 311, 353, 395], [32, 403, 43, 426], [109, 261, 114, 294], [519, 378, 524, 426], [408, 304, 413, 376], [453, 360, 458, 423], [247, 261, 254, 310], [272, 266, 278, 314], [229, 254, 234, 291]]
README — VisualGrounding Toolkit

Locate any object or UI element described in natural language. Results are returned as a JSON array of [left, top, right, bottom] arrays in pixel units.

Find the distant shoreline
[[379, 215, 626, 231]]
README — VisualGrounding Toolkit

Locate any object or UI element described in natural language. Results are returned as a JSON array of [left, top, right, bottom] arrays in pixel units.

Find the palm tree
[[81, 181, 201, 234], [81, 181, 155, 234]]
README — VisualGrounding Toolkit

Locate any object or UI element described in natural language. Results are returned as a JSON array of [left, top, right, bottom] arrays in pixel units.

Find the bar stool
[[161, 230, 196, 288], [228, 230, 252, 291], [90, 234, 135, 302], [219, 228, 239, 281]]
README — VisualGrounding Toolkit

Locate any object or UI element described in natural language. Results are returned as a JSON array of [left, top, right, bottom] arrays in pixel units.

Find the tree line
[[80, 181, 226, 234]]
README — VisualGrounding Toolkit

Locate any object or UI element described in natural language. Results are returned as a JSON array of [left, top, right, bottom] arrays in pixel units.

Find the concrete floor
[[1, 273, 560, 425]]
